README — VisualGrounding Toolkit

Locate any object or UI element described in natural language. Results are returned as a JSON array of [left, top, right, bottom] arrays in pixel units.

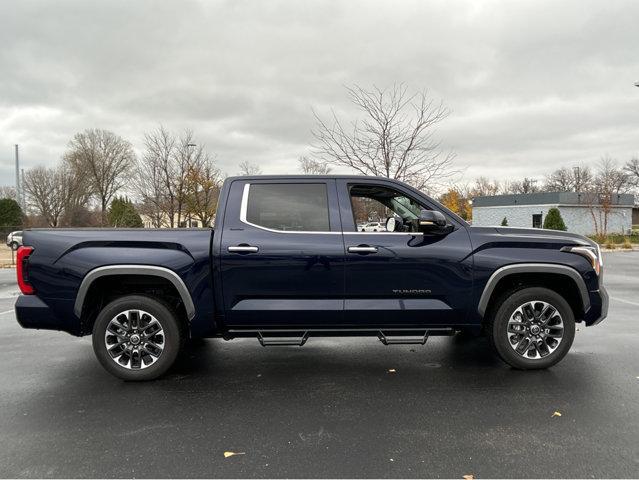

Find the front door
[[337, 179, 473, 327], [219, 179, 345, 328]]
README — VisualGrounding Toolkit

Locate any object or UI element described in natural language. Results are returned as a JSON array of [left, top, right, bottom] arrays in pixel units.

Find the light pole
[[184, 143, 197, 228], [14, 145, 20, 206]]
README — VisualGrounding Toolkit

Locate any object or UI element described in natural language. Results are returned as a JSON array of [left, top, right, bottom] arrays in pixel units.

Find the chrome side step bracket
[[258, 331, 309, 347], [378, 330, 429, 345]]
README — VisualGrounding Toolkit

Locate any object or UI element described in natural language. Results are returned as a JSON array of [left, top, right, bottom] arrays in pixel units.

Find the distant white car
[[6, 231, 23, 250], [361, 222, 386, 232]]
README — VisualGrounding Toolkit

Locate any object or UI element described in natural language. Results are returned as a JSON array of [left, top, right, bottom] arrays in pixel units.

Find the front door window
[[349, 184, 426, 233]]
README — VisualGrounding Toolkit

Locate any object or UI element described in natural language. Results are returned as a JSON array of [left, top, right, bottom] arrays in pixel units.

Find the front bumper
[[585, 285, 608, 326]]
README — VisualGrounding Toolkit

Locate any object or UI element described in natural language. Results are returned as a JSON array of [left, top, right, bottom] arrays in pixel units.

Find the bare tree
[[312, 84, 457, 193], [0, 186, 17, 200], [503, 177, 540, 194], [625, 157, 639, 188], [298, 156, 332, 175], [135, 127, 203, 228], [237, 161, 262, 176], [136, 127, 178, 228], [65, 129, 135, 225], [585, 157, 633, 238], [184, 155, 223, 227], [467, 176, 501, 198], [175, 131, 202, 225], [23, 165, 83, 227], [544, 165, 593, 192]]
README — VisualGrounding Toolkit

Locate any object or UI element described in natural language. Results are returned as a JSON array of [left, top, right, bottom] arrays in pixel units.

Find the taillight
[[16, 246, 34, 295]]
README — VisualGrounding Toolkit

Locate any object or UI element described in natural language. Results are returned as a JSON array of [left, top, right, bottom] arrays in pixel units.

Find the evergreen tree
[[0, 198, 23, 227], [543, 207, 567, 231], [108, 196, 143, 228], [500, 217, 508, 226]]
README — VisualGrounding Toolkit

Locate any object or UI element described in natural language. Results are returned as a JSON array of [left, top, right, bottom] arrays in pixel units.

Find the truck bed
[[17, 228, 216, 336]]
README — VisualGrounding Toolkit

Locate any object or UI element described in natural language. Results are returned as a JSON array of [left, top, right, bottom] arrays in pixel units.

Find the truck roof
[[224, 174, 408, 182]]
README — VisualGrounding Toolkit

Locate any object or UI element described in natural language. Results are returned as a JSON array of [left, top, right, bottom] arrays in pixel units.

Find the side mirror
[[418, 210, 450, 234]]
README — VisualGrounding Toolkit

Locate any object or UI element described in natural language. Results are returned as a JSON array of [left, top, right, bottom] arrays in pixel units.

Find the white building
[[472, 192, 635, 235]]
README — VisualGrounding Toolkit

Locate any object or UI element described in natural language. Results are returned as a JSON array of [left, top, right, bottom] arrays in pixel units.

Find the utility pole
[[14, 145, 20, 205], [21, 168, 26, 212]]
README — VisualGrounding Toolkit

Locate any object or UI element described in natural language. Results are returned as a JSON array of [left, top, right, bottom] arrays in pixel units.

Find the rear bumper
[[15, 295, 76, 334], [585, 285, 608, 326]]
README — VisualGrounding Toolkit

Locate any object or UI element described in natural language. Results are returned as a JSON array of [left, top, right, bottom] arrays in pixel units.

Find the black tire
[[488, 287, 575, 369], [92, 295, 183, 381], [10, 242, 19, 251]]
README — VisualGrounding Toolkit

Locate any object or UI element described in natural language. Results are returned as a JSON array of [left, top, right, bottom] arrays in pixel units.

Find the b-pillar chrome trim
[[477, 263, 590, 317], [73, 265, 196, 320]]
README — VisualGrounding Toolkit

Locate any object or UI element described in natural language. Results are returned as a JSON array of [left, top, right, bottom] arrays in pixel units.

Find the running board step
[[378, 330, 428, 345], [258, 331, 309, 347]]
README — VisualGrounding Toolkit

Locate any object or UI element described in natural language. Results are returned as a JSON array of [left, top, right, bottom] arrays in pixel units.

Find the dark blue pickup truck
[[14, 175, 608, 380]]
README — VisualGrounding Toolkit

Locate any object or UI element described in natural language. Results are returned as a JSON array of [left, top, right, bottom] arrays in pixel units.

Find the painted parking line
[[610, 296, 639, 307], [0, 309, 14, 315]]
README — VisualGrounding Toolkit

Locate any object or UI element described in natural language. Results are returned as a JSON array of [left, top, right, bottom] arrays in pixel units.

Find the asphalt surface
[[0, 253, 638, 478]]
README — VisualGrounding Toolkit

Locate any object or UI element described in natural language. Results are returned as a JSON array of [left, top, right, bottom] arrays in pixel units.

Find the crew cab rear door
[[219, 178, 345, 327], [336, 178, 473, 327]]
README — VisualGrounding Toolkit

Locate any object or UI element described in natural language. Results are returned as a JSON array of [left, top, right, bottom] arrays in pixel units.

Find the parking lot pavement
[[0, 254, 638, 478]]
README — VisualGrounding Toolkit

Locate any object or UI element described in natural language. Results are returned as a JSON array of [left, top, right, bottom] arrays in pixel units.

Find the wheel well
[[483, 272, 585, 324], [79, 274, 189, 335]]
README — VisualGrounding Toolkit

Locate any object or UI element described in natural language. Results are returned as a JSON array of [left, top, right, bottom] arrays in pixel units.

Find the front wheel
[[92, 295, 183, 381], [10, 241, 19, 251], [488, 287, 575, 369]]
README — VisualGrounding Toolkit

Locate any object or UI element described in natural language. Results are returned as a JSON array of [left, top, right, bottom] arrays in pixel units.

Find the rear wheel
[[488, 287, 575, 369], [92, 295, 182, 381]]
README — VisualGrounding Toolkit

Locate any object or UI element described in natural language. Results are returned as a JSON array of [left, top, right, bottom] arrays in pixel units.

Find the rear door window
[[245, 183, 330, 232]]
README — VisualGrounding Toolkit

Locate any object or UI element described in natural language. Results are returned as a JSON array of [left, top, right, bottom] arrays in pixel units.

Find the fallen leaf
[[463, 474, 474, 480], [552, 411, 562, 417], [388, 369, 396, 373], [224, 451, 245, 458]]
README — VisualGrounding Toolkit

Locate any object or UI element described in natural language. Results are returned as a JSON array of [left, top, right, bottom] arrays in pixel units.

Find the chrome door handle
[[228, 245, 259, 253], [347, 245, 378, 254]]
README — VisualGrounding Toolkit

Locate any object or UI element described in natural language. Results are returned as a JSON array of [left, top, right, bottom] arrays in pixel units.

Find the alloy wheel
[[104, 309, 165, 370], [506, 300, 564, 359]]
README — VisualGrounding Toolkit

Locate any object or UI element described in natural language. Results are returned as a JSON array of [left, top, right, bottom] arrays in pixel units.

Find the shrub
[[543, 208, 567, 231], [500, 217, 508, 226], [108, 196, 143, 228], [0, 198, 23, 227], [622, 238, 633, 250]]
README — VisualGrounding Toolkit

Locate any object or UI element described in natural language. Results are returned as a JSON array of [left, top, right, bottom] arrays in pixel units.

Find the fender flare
[[73, 265, 196, 320], [477, 263, 590, 317]]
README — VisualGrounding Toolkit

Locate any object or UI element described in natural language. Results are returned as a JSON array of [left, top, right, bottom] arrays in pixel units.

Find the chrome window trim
[[345, 231, 424, 236]]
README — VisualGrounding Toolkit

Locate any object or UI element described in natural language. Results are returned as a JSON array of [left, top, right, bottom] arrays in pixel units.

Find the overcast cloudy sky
[[1, 0, 638, 189]]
